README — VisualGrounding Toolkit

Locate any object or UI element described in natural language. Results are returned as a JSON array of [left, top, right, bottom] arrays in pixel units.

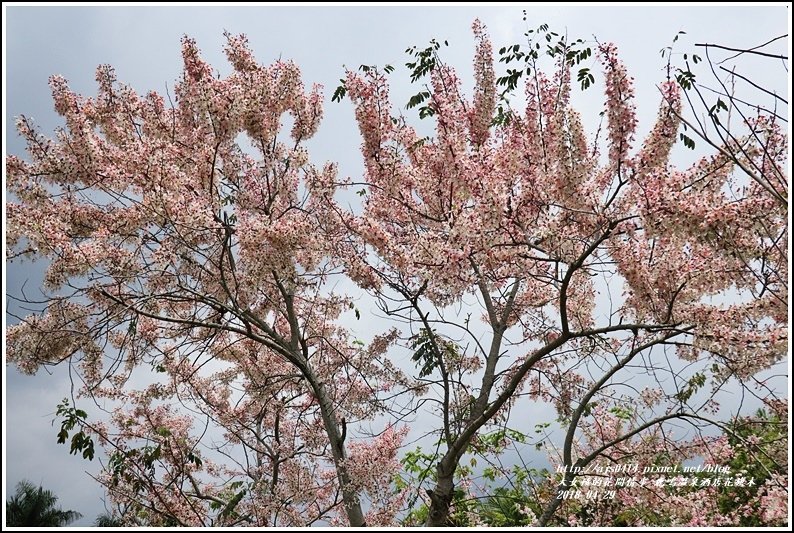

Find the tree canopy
[[6, 481, 82, 527], [5, 18, 788, 527]]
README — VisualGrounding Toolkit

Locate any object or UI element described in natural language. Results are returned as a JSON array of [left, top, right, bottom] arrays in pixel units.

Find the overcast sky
[[3, 4, 789, 526]]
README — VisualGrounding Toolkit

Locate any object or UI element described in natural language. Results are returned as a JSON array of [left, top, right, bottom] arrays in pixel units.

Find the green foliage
[[219, 487, 247, 521], [608, 404, 634, 421], [405, 39, 445, 82], [398, 446, 438, 493], [572, 409, 786, 526], [476, 484, 540, 526], [496, 16, 593, 97], [333, 64, 395, 103], [458, 464, 550, 527], [55, 398, 94, 461], [679, 132, 696, 150], [341, 17, 590, 126], [108, 442, 198, 497], [6, 480, 82, 527], [675, 69, 696, 90], [331, 80, 347, 102], [403, 39, 448, 119], [406, 91, 431, 111], [660, 31, 704, 153], [398, 428, 550, 526], [348, 301, 361, 320], [95, 512, 123, 527], [707, 98, 728, 126], [410, 328, 460, 378], [477, 428, 528, 450], [716, 409, 786, 526], [577, 67, 595, 90], [397, 408, 782, 527], [674, 371, 707, 402]]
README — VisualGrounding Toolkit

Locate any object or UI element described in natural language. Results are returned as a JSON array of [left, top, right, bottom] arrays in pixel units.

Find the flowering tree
[[6, 34, 412, 527], [662, 32, 788, 208], [441, 405, 787, 527], [6, 21, 788, 527], [337, 20, 787, 525]]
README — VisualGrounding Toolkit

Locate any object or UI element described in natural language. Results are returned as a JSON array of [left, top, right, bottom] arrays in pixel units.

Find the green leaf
[[331, 81, 347, 103], [82, 440, 95, 460], [55, 401, 95, 461], [679, 133, 696, 150], [418, 106, 435, 119], [411, 328, 442, 377], [609, 405, 634, 420], [220, 489, 247, 520], [406, 91, 430, 110], [577, 68, 595, 90], [675, 69, 696, 90]]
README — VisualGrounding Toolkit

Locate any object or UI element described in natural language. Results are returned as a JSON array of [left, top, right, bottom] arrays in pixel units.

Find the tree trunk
[[425, 461, 455, 526], [311, 376, 366, 527], [537, 472, 574, 526]]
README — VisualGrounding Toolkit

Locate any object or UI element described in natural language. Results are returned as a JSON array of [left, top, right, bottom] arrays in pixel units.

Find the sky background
[[3, 4, 789, 526]]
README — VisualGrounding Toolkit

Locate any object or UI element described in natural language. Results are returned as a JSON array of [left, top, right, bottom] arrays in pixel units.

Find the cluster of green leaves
[[397, 447, 437, 487], [608, 404, 635, 421], [476, 465, 549, 526], [410, 328, 460, 378], [396, 444, 472, 526], [715, 409, 786, 526], [395, 446, 442, 525], [397, 427, 552, 526], [400, 20, 595, 124], [334, 14, 595, 130], [208, 480, 248, 522], [493, 18, 593, 126], [469, 428, 550, 526], [654, 409, 784, 526], [478, 428, 528, 450], [331, 63, 395, 103], [402, 39, 448, 119], [6, 480, 82, 527], [571, 409, 786, 526], [405, 40, 446, 82], [660, 31, 705, 151], [497, 20, 592, 93], [348, 301, 361, 320], [108, 445, 159, 493], [107, 442, 202, 496], [674, 371, 707, 403], [55, 398, 95, 460]]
